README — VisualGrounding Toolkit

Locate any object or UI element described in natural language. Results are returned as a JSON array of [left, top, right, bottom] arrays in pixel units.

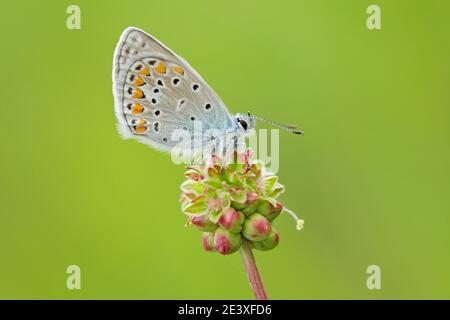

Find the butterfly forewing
[[113, 27, 235, 152]]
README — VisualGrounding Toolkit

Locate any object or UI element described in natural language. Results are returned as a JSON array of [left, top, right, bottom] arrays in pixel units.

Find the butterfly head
[[234, 113, 256, 134]]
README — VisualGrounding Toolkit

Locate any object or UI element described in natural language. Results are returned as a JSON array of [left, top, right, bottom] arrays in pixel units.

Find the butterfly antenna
[[249, 112, 304, 135]]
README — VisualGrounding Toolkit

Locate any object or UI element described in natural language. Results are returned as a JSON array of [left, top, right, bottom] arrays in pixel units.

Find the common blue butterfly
[[112, 27, 302, 158]]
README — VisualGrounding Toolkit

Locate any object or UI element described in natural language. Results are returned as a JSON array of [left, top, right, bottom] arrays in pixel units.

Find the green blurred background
[[1, 0, 449, 299]]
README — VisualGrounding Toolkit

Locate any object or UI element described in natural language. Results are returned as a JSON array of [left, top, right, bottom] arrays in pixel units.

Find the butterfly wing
[[112, 27, 236, 152]]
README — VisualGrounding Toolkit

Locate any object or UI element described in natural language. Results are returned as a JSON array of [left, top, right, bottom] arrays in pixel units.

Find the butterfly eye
[[238, 118, 248, 130]]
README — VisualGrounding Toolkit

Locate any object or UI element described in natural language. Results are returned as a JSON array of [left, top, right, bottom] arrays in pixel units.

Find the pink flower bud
[[191, 215, 217, 232], [242, 213, 272, 241], [252, 228, 280, 251], [202, 232, 215, 252], [247, 192, 259, 203], [218, 208, 245, 233], [214, 228, 242, 255], [257, 200, 283, 221]]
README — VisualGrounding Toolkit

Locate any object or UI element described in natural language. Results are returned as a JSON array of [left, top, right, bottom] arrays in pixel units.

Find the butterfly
[[112, 27, 302, 159]]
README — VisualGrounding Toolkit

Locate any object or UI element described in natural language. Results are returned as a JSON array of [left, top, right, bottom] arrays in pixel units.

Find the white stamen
[[283, 207, 304, 231]]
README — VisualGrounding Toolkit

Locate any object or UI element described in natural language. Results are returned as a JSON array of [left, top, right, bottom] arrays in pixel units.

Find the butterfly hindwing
[[112, 27, 235, 152]]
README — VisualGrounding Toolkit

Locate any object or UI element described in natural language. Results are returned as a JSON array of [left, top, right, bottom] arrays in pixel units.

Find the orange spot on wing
[[132, 89, 145, 99], [155, 62, 167, 74], [134, 126, 147, 134], [134, 76, 145, 86], [172, 66, 184, 75], [131, 103, 144, 114], [139, 67, 151, 76]]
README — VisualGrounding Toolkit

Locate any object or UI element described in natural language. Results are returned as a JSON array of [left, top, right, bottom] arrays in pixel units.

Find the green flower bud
[[202, 232, 216, 252], [214, 228, 242, 255], [242, 213, 272, 241], [231, 190, 249, 210], [230, 189, 247, 204], [241, 192, 262, 215], [252, 228, 280, 251], [191, 215, 217, 232], [218, 208, 245, 233], [257, 200, 283, 221], [231, 201, 247, 211]]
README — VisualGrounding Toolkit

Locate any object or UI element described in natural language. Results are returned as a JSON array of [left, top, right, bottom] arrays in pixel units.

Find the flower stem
[[240, 240, 268, 300]]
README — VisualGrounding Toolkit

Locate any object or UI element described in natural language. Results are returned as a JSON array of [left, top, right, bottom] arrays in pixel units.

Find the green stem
[[240, 240, 268, 300]]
